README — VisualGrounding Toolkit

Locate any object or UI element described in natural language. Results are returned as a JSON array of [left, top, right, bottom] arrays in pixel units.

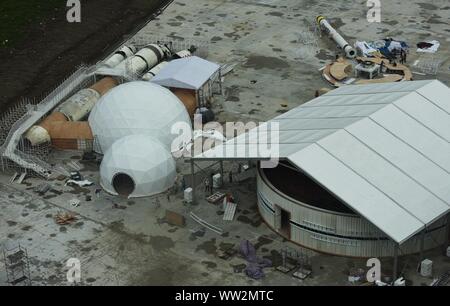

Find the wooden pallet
[[207, 192, 225, 204]]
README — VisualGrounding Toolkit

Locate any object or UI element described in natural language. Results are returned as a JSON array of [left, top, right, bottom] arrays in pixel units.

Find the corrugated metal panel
[[394, 93, 450, 142], [370, 105, 450, 172], [346, 118, 450, 204], [318, 129, 449, 225], [416, 81, 450, 113], [324, 80, 434, 96], [288, 144, 425, 244]]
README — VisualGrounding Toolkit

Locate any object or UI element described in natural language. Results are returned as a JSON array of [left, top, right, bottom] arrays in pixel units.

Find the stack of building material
[[420, 259, 433, 277]]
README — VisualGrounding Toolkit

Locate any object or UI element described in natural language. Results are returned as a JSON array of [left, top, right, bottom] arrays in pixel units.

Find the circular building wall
[[257, 162, 447, 257]]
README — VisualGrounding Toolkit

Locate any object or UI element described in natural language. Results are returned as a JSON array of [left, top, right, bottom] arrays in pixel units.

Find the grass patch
[[0, 0, 67, 48]]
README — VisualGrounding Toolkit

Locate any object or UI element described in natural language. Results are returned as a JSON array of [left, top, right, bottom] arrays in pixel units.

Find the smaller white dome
[[100, 135, 176, 198]]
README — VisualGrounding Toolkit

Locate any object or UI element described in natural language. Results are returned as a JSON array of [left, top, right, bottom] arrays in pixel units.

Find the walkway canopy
[[194, 80, 450, 244], [151, 56, 220, 90]]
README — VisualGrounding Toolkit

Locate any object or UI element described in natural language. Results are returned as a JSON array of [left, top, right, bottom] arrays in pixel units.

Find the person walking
[[204, 177, 210, 193]]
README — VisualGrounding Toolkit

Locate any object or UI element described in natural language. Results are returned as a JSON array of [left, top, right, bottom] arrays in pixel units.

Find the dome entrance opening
[[112, 173, 135, 197]]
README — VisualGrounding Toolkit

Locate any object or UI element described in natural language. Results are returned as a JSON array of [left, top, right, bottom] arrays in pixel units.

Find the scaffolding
[[2, 244, 32, 286], [415, 54, 444, 75]]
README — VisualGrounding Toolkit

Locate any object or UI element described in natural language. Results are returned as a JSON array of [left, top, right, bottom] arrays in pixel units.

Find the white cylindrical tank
[[55, 88, 101, 121], [102, 45, 136, 68], [116, 44, 170, 76], [317, 15, 356, 59], [142, 61, 169, 81]]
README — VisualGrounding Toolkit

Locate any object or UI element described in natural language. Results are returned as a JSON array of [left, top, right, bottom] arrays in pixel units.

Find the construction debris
[[65, 179, 94, 187], [356, 56, 412, 81], [69, 199, 81, 207], [190, 212, 223, 235], [217, 244, 237, 260], [206, 192, 225, 204], [34, 183, 51, 195], [322, 57, 353, 87], [165, 210, 186, 227], [417, 40, 440, 53], [431, 270, 450, 286], [54, 212, 77, 225]]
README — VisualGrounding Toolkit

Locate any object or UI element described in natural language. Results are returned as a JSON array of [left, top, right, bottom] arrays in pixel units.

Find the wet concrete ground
[[1, 0, 450, 285]]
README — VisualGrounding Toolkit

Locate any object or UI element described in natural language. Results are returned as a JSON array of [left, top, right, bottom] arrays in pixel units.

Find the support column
[[444, 213, 450, 255], [219, 70, 223, 95], [190, 159, 196, 204], [419, 228, 425, 262], [393, 243, 399, 281], [219, 160, 224, 187]]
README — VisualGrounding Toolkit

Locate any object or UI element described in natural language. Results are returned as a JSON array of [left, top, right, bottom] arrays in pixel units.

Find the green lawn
[[0, 0, 66, 48]]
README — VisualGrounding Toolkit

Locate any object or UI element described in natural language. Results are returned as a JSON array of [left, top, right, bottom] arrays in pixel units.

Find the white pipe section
[[317, 15, 356, 59], [55, 88, 101, 121], [102, 45, 136, 68], [25, 126, 51, 146], [142, 61, 169, 81], [116, 44, 170, 76]]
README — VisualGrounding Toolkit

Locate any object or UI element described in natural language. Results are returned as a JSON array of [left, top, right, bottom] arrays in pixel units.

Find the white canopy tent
[[194, 80, 450, 245], [151, 56, 221, 106], [151, 56, 220, 90]]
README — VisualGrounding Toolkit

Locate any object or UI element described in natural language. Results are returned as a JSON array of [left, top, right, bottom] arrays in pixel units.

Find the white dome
[[89, 81, 191, 153], [100, 135, 176, 198]]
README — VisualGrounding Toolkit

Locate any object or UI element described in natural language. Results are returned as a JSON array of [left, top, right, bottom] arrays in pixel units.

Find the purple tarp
[[239, 240, 272, 279]]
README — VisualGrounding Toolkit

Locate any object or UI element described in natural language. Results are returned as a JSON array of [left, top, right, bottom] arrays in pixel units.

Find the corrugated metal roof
[[195, 80, 450, 244]]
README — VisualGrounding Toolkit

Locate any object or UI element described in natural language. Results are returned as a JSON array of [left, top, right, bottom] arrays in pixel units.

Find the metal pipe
[[317, 15, 356, 59]]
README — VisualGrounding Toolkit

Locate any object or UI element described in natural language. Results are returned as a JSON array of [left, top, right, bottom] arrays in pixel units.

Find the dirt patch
[[0, 0, 171, 114], [243, 55, 289, 70], [149, 235, 175, 251]]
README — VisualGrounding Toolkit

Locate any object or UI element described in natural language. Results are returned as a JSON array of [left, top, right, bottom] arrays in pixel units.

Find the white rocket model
[[317, 15, 356, 59]]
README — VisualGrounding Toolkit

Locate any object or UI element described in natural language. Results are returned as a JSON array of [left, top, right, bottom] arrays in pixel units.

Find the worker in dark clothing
[[228, 171, 233, 183], [379, 61, 384, 73], [204, 178, 210, 193]]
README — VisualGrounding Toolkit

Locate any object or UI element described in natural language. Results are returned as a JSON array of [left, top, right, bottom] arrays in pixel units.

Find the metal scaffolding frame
[[2, 244, 32, 286]]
